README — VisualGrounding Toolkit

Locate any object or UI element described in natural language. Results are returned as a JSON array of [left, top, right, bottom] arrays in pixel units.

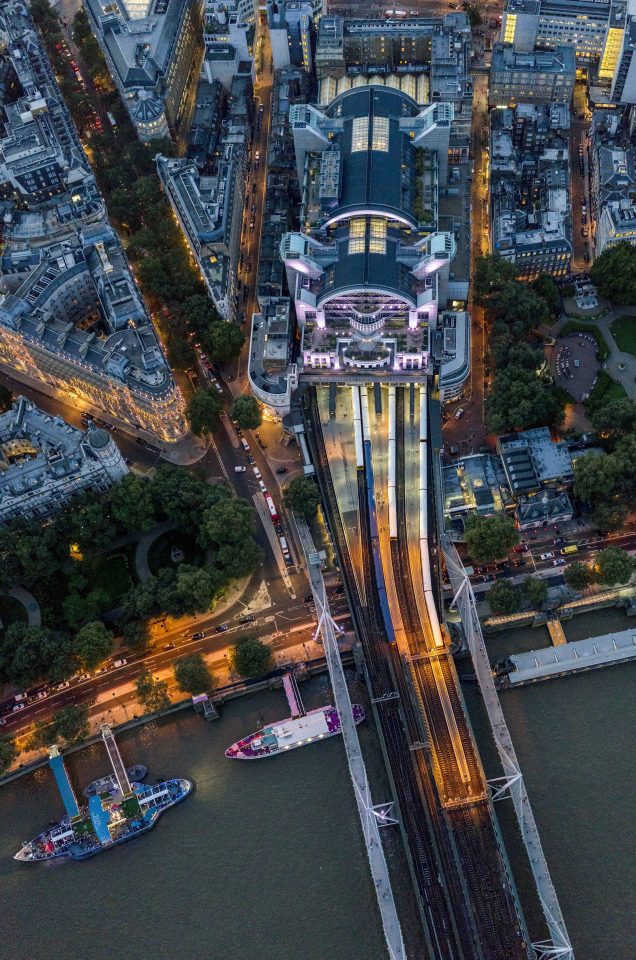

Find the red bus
[[265, 495, 279, 523]]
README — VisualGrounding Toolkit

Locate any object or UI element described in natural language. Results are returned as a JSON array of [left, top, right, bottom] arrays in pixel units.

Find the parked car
[[540, 552, 554, 560], [552, 558, 566, 566], [191, 631, 205, 640], [276, 466, 288, 475], [513, 543, 529, 553]]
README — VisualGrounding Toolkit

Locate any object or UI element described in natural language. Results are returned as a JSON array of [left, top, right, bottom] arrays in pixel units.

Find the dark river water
[[1, 610, 634, 960]]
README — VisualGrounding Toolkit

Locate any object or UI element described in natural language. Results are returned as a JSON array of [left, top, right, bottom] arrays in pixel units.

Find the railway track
[[305, 388, 467, 960]]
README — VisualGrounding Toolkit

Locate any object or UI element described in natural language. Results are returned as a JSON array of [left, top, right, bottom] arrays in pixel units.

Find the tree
[[150, 464, 218, 528], [135, 670, 170, 712], [486, 367, 565, 433], [53, 705, 89, 744], [200, 497, 254, 548], [161, 565, 217, 617], [63, 588, 111, 631], [474, 255, 518, 305], [466, 4, 482, 26], [0, 736, 16, 775], [283, 476, 320, 520], [121, 577, 160, 621], [230, 636, 273, 678], [573, 451, 622, 506], [565, 561, 594, 591], [594, 547, 635, 585], [0, 625, 73, 689], [592, 501, 627, 533], [231, 395, 262, 430], [107, 475, 155, 532], [464, 514, 518, 564], [590, 242, 636, 304], [74, 622, 113, 670], [203, 322, 245, 364], [179, 294, 219, 333], [491, 281, 550, 336], [122, 619, 150, 655], [531, 274, 561, 318], [590, 398, 636, 443], [174, 653, 215, 695], [523, 576, 548, 608], [215, 539, 262, 580], [486, 580, 520, 615], [187, 388, 222, 436]]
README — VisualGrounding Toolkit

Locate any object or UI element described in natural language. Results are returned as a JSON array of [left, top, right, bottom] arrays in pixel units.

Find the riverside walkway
[[295, 516, 406, 960]]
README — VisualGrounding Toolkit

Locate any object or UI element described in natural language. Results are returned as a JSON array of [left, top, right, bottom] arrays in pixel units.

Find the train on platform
[[364, 439, 396, 645]]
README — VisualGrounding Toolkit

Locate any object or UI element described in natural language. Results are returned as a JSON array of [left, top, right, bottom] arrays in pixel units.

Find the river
[[0, 674, 406, 960], [460, 607, 636, 960]]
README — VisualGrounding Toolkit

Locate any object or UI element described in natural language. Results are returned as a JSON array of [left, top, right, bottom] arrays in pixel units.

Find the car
[[74, 672, 91, 682], [513, 543, 528, 553], [276, 466, 288, 475], [513, 558, 526, 567], [553, 537, 566, 545], [235, 466, 247, 473], [112, 658, 128, 668], [552, 558, 566, 566], [191, 631, 205, 640], [14, 692, 27, 702], [454, 407, 465, 420], [12, 703, 25, 712], [214, 383, 223, 393], [34, 690, 49, 700], [238, 615, 256, 624], [482, 574, 494, 582], [163, 642, 176, 650], [215, 624, 229, 633], [540, 552, 554, 560], [247, 454, 255, 464], [55, 681, 70, 690]]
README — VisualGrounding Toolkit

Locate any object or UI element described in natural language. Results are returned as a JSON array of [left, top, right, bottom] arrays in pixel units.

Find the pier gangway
[[295, 514, 406, 960], [442, 536, 574, 960], [101, 723, 132, 797]]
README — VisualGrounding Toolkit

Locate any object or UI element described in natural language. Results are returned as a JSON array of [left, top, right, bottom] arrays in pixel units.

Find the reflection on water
[[0, 677, 392, 960], [463, 608, 636, 960]]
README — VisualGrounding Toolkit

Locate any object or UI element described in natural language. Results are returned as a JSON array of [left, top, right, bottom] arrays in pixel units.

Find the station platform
[[506, 629, 636, 686]]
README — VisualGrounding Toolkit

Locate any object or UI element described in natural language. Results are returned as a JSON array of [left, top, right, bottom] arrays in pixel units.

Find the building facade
[[0, 2, 186, 441], [489, 44, 576, 107], [84, 0, 205, 145], [501, 0, 627, 66], [0, 397, 128, 524]]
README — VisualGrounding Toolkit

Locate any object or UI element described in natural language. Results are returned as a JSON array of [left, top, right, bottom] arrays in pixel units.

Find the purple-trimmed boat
[[225, 704, 365, 759]]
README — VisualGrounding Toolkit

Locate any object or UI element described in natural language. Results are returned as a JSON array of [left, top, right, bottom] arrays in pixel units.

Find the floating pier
[[505, 629, 636, 687]]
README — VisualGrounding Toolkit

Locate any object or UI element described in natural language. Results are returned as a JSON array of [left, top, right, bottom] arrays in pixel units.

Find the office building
[[590, 133, 636, 253], [501, 0, 626, 66], [0, 397, 128, 524], [497, 427, 574, 492], [157, 144, 247, 322], [268, 0, 320, 72], [490, 104, 572, 278], [84, 0, 205, 145], [0, 1, 185, 441], [489, 44, 576, 107]]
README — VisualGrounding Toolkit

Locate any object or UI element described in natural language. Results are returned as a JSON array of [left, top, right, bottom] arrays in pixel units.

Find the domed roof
[[87, 427, 110, 449]]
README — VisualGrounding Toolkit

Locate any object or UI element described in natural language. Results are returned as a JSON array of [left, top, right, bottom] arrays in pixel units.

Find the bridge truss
[[442, 537, 574, 960]]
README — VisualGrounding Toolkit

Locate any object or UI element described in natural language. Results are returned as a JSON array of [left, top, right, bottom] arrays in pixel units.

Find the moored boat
[[226, 704, 364, 759]]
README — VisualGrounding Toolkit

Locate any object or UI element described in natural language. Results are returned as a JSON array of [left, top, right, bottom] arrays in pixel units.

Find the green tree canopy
[[187, 388, 222, 436], [589, 398, 636, 443], [592, 502, 627, 533], [215, 539, 263, 580], [283, 476, 320, 520], [53, 705, 90, 744], [474, 255, 518, 305], [150, 464, 217, 527], [486, 580, 520, 615], [486, 367, 565, 433], [231, 395, 262, 430], [0, 625, 74, 688], [200, 497, 254, 548], [202, 321, 245, 365], [230, 636, 274, 678], [523, 576, 548, 608], [160, 565, 217, 617], [573, 451, 622, 506], [174, 652, 215, 695], [590, 242, 636, 304], [0, 736, 17, 775], [464, 514, 518, 564], [564, 561, 594, 591], [63, 588, 111, 632], [135, 670, 170, 712], [594, 547, 635, 585], [491, 281, 550, 337], [74, 621, 113, 670], [531, 274, 561, 318], [122, 619, 150, 655], [107, 475, 155, 533]]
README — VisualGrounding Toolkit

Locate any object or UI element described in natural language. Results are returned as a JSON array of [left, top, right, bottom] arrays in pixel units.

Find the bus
[[265, 494, 279, 523]]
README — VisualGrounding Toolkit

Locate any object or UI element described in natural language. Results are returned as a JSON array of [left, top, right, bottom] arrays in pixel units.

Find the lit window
[[368, 218, 386, 255], [351, 116, 369, 152], [371, 116, 389, 152], [348, 218, 366, 254]]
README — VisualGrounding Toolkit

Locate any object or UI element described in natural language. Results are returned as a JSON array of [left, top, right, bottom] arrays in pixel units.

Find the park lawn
[[84, 548, 135, 604], [585, 370, 628, 413], [0, 595, 28, 639], [610, 315, 636, 357]]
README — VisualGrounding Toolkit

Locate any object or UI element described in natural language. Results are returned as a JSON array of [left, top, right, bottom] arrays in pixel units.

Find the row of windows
[[350, 115, 390, 153]]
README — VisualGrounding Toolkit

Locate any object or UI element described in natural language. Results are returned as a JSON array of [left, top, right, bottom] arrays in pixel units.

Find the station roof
[[323, 87, 418, 226]]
